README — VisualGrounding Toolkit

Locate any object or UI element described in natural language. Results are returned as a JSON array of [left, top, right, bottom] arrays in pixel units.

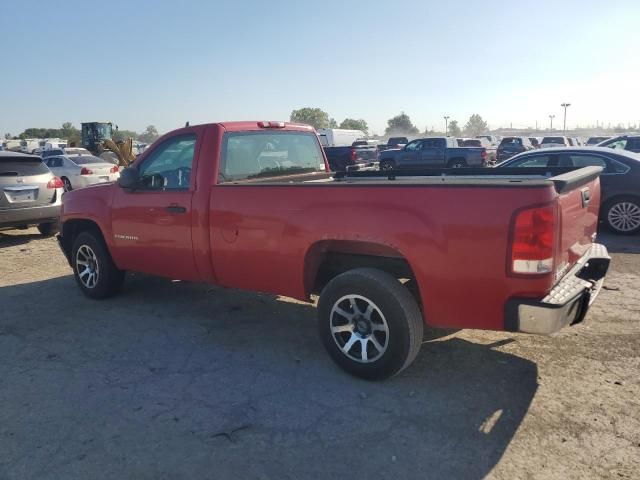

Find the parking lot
[[0, 228, 638, 479]]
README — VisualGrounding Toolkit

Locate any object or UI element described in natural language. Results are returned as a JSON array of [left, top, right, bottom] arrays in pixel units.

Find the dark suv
[[496, 137, 534, 162]]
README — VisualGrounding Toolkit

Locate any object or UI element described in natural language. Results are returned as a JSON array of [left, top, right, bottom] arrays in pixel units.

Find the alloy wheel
[[608, 202, 640, 232], [329, 294, 389, 363], [76, 245, 99, 288]]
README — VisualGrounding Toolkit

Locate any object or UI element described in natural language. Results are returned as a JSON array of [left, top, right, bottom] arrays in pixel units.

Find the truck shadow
[[0, 274, 537, 480]]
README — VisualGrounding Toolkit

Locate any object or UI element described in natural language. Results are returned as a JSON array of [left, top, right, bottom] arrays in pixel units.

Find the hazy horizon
[[1, 0, 639, 137]]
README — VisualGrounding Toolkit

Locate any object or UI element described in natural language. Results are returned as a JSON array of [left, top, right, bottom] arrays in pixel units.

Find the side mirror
[[117, 167, 140, 190]]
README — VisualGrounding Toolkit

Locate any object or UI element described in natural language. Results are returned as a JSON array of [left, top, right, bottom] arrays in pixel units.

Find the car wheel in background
[[380, 160, 395, 171], [317, 268, 423, 380], [37, 222, 58, 237], [71, 231, 125, 299], [62, 177, 73, 192], [604, 196, 640, 235]]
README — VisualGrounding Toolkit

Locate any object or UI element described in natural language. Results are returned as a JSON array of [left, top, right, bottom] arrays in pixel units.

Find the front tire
[[71, 231, 125, 299], [318, 268, 423, 380], [380, 160, 395, 172], [604, 196, 640, 235]]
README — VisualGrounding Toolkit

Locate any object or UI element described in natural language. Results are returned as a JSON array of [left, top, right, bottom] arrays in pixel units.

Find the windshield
[[220, 131, 325, 182]]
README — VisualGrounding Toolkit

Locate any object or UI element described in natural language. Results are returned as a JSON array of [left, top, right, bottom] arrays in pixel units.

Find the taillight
[[80, 167, 93, 175], [110, 165, 119, 173], [350, 148, 357, 162], [47, 176, 64, 189], [480, 149, 487, 159], [510, 205, 556, 274]]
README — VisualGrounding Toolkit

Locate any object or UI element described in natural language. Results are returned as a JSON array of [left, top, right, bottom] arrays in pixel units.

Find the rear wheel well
[[307, 248, 420, 305], [61, 219, 105, 259]]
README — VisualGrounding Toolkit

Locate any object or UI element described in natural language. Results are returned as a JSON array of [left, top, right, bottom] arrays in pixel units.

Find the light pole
[[561, 103, 571, 134], [444, 116, 450, 136], [549, 114, 555, 131]]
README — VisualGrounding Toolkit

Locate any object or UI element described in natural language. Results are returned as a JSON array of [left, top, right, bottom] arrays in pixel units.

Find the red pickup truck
[[57, 121, 610, 380]]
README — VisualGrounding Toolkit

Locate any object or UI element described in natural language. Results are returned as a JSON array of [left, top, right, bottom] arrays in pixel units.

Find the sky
[[1, 0, 640, 137]]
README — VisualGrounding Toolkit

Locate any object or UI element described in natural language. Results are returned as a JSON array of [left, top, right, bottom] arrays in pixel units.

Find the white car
[[43, 154, 120, 191]]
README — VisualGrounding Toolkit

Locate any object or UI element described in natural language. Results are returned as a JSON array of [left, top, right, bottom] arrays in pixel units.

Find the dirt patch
[[0, 228, 638, 479]]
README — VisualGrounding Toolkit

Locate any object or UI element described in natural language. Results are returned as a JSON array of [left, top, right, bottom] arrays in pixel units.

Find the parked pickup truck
[[323, 142, 378, 172], [57, 121, 610, 380], [378, 137, 487, 170]]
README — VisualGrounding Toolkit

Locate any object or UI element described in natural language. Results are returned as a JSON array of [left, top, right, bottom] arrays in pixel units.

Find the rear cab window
[[219, 131, 326, 182]]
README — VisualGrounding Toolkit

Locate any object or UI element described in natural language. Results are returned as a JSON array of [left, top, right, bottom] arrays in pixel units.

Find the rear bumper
[[505, 243, 610, 334], [0, 203, 61, 229]]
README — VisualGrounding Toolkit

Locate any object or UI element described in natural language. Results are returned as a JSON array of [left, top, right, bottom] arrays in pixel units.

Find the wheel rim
[[451, 162, 464, 168], [63, 179, 72, 191], [381, 162, 393, 171], [608, 201, 640, 232], [76, 245, 99, 288], [329, 295, 389, 363]]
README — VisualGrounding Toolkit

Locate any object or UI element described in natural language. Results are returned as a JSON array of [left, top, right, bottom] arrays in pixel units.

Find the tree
[[4, 133, 11, 140], [339, 118, 368, 133], [290, 108, 331, 129], [328, 118, 338, 128], [463, 114, 488, 137], [138, 125, 159, 143], [385, 112, 419, 135], [112, 129, 139, 142], [447, 120, 461, 137]]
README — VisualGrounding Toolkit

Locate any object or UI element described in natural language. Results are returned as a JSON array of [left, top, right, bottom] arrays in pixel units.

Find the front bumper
[[505, 243, 610, 334]]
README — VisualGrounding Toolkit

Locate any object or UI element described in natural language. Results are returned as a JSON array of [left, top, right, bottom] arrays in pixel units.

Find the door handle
[[581, 188, 591, 208], [165, 205, 186, 214]]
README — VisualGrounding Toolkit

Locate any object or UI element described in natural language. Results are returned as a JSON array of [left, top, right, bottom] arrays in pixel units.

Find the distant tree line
[[5, 123, 160, 145], [289, 107, 492, 138]]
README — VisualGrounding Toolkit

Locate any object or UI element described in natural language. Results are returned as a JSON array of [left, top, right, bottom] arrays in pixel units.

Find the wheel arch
[[60, 219, 107, 263], [303, 239, 420, 303]]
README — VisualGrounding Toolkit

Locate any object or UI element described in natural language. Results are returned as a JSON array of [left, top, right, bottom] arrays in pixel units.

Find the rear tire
[[318, 268, 423, 380], [447, 158, 467, 168], [604, 196, 640, 235], [37, 222, 57, 237], [62, 177, 72, 192], [71, 231, 125, 299]]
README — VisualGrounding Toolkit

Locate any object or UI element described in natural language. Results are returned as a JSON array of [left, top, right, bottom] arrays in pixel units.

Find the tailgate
[[552, 167, 602, 278], [354, 146, 378, 162]]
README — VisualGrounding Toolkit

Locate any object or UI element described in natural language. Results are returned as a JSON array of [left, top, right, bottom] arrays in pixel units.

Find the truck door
[[419, 138, 446, 166], [399, 140, 423, 169], [110, 132, 200, 280]]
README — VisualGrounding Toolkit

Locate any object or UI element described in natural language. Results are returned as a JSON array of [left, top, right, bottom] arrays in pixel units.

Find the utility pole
[[561, 103, 571, 134], [444, 116, 450, 136], [549, 115, 555, 131]]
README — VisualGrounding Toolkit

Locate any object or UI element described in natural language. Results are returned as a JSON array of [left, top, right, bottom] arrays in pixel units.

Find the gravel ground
[[0, 228, 638, 479]]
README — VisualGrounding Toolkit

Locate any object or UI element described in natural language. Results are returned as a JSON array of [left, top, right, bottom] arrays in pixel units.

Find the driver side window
[[405, 140, 423, 152], [138, 135, 196, 190]]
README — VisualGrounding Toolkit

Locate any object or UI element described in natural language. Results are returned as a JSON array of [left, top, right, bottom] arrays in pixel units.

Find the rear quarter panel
[[209, 183, 558, 331]]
